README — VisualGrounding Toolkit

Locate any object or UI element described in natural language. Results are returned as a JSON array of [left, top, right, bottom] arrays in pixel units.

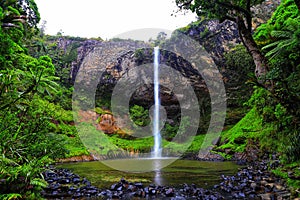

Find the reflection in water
[[154, 170, 163, 186], [153, 159, 163, 185], [58, 160, 241, 189], [101, 157, 177, 172]]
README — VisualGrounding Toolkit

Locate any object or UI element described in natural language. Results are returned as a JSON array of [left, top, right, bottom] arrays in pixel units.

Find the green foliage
[[220, 107, 265, 153], [105, 132, 213, 156], [251, 0, 300, 162], [108, 134, 153, 153], [149, 31, 168, 47], [0, 193, 22, 200], [176, 0, 264, 20], [162, 123, 178, 140], [129, 105, 150, 127], [0, 156, 49, 200], [220, 85, 299, 162], [255, 0, 299, 44], [134, 48, 146, 64], [0, 97, 68, 198], [61, 134, 89, 158], [0, 0, 40, 41], [254, 0, 300, 115], [225, 45, 255, 75], [76, 123, 118, 156], [0, 1, 76, 198], [224, 45, 255, 107], [94, 107, 108, 115], [27, 34, 89, 88], [272, 163, 300, 197], [242, 87, 299, 162]]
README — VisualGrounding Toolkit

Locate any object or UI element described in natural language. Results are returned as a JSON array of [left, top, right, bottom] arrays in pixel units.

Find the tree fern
[[30, 178, 48, 188], [262, 18, 300, 59], [0, 193, 22, 200]]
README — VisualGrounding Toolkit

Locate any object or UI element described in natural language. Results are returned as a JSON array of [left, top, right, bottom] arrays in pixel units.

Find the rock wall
[[52, 0, 281, 134], [68, 38, 216, 136]]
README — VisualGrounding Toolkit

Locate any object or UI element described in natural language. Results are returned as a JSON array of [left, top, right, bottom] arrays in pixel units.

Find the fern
[[270, 30, 292, 39], [30, 178, 48, 188], [262, 17, 300, 60], [0, 156, 19, 166], [0, 193, 22, 200]]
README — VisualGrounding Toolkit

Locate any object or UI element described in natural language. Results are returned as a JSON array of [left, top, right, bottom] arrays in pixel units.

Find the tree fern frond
[[262, 40, 282, 50], [0, 156, 19, 166], [0, 193, 22, 200], [30, 178, 48, 188], [271, 30, 292, 39], [265, 39, 294, 58]]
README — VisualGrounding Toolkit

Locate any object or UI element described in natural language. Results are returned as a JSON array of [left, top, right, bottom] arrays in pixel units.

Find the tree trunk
[[236, 17, 270, 87]]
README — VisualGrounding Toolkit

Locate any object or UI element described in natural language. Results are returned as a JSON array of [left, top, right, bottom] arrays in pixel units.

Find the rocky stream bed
[[41, 159, 294, 200]]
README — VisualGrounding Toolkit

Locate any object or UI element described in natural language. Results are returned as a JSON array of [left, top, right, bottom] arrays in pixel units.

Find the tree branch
[[2, 23, 20, 28], [221, 15, 236, 22], [246, 0, 252, 31], [215, 0, 252, 30], [176, 0, 193, 10]]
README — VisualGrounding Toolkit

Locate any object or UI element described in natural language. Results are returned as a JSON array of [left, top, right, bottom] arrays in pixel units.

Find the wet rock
[[165, 188, 175, 197], [57, 178, 70, 184], [111, 183, 118, 190], [216, 160, 291, 200], [134, 182, 143, 189], [72, 176, 81, 184]]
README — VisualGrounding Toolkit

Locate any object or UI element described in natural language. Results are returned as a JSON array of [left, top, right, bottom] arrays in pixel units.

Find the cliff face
[[72, 40, 213, 134], [54, 37, 104, 84], [179, 19, 241, 67], [48, 28, 247, 135], [50, 0, 280, 134]]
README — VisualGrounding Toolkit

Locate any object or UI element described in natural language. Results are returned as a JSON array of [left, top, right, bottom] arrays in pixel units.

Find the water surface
[[57, 159, 240, 189]]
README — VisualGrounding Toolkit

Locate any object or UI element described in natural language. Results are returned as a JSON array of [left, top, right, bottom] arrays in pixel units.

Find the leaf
[[0, 193, 22, 200], [30, 178, 48, 188]]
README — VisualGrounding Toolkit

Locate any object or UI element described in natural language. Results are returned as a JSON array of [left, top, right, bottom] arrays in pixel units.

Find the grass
[[62, 121, 220, 158], [62, 107, 278, 159]]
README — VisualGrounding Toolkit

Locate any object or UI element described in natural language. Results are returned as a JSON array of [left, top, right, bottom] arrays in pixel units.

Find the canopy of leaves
[[176, 0, 264, 24], [0, 1, 69, 198]]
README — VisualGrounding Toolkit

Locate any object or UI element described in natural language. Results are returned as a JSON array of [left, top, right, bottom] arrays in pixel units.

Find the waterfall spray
[[152, 46, 162, 158]]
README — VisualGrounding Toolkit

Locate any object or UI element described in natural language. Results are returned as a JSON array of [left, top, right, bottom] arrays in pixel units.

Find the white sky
[[35, 0, 197, 40]]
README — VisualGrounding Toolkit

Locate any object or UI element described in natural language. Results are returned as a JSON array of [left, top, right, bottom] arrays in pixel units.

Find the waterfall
[[152, 46, 162, 158]]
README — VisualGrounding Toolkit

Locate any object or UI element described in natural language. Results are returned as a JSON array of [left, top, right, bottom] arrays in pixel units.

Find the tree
[[251, 0, 300, 162], [0, 1, 68, 198], [255, 0, 300, 117], [175, 0, 270, 86], [149, 31, 168, 46], [0, 0, 40, 40]]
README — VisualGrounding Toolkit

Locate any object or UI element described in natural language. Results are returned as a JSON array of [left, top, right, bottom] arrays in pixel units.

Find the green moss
[[61, 135, 89, 158], [107, 135, 154, 153], [64, 128, 217, 157], [219, 108, 263, 152]]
